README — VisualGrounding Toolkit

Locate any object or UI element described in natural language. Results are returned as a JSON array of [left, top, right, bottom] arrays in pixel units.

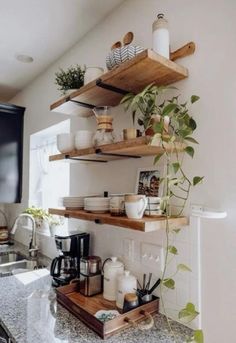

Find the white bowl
[[75, 130, 94, 149], [57, 133, 75, 153]]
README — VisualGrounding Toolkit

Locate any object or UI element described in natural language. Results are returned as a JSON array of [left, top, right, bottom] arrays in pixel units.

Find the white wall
[[5, 0, 236, 342]]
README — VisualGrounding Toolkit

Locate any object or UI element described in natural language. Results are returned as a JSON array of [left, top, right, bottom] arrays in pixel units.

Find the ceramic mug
[[125, 195, 147, 219], [110, 195, 125, 216], [123, 128, 141, 140], [145, 196, 162, 217]]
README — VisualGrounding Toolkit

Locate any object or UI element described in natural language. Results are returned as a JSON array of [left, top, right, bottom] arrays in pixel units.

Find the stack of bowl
[[84, 197, 110, 213], [75, 130, 94, 149], [57, 133, 75, 153], [145, 197, 162, 217]]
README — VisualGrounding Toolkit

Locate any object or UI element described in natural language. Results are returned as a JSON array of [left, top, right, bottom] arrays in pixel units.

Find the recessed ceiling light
[[15, 54, 34, 63]]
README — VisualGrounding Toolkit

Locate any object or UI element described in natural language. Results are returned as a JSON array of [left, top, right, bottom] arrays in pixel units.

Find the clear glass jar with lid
[[103, 257, 124, 301]]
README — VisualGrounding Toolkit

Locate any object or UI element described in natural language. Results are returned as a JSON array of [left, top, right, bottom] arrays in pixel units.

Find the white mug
[[125, 196, 147, 219]]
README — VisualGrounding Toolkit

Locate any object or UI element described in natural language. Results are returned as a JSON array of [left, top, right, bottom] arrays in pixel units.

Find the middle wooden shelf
[[49, 136, 185, 163], [49, 208, 188, 232]]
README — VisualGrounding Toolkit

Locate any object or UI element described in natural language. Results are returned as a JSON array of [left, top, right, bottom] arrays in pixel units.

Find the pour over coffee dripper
[[92, 106, 115, 146]]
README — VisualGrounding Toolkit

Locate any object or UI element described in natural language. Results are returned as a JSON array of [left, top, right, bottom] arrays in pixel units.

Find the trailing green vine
[[121, 84, 204, 343]]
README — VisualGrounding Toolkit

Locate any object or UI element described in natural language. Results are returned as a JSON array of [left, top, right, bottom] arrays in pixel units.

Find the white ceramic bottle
[[103, 257, 124, 301], [116, 270, 137, 309], [152, 13, 170, 59]]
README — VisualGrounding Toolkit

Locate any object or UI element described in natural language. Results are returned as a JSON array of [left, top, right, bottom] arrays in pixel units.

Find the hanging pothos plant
[[121, 84, 204, 343]]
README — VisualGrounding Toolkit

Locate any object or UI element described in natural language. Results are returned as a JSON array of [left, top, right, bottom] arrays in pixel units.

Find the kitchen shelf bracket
[[68, 98, 95, 109], [96, 78, 131, 95], [65, 155, 107, 163], [95, 148, 142, 159], [95, 219, 102, 224]]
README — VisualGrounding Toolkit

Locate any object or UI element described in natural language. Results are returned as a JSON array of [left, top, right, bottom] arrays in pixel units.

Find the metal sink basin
[[0, 251, 38, 277], [0, 251, 26, 264]]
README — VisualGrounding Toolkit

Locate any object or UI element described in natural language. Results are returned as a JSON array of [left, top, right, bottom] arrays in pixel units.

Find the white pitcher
[[125, 195, 147, 219]]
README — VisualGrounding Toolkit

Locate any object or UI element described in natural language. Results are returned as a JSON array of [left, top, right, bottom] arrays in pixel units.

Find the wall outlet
[[123, 238, 134, 261], [141, 242, 163, 271]]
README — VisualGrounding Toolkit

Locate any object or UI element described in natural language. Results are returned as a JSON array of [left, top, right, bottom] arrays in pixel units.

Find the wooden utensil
[[111, 41, 122, 50], [123, 31, 134, 46], [170, 42, 195, 61]]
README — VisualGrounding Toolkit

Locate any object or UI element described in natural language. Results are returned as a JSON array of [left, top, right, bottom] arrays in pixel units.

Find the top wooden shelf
[[50, 49, 188, 117]]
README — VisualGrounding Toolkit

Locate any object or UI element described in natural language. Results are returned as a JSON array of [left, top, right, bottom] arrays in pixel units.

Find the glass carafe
[[93, 106, 115, 146]]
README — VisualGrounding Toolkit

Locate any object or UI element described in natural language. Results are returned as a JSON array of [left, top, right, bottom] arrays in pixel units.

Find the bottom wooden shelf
[[49, 208, 188, 232]]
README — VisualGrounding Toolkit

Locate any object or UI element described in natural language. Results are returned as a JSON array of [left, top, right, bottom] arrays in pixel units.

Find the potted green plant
[[55, 64, 85, 95], [123, 83, 204, 342], [120, 83, 171, 136], [23, 206, 52, 229], [149, 87, 203, 342]]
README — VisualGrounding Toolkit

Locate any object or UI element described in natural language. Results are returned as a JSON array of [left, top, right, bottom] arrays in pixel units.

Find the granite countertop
[[0, 242, 192, 343]]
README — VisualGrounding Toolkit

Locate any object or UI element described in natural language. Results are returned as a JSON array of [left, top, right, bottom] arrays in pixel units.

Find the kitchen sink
[[0, 251, 26, 264], [0, 251, 39, 277]]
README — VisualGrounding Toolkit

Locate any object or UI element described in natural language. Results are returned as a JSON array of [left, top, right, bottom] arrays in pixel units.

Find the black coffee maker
[[50, 232, 89, 287]]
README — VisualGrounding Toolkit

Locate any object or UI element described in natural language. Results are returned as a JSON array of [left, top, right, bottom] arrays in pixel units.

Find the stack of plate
[[63, 197, 85, 210], [145, 197, 162, 217], [84, 197, 110, 213]]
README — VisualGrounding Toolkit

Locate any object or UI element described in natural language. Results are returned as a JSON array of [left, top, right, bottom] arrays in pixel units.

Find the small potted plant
[[120, 83, 170, 136], [48, 215, 63, 237], [55, 64, 85, 95], [23, 206, 52, 230]]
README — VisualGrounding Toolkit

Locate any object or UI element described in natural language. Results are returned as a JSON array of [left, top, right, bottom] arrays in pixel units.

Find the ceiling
[[0, 0, 125, 102]]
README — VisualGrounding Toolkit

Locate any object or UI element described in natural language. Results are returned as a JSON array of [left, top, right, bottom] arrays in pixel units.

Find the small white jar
[[116, 270, 137, 309], [103, 257, 124, 301]]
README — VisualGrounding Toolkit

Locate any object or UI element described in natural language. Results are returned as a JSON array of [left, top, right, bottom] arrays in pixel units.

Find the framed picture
[[135, 167, 163, 197]]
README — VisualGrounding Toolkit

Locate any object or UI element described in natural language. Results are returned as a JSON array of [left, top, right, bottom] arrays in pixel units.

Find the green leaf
[[177, 264, 192, 272], [193, 176, 204, 186], [172, 162, 180, 174], [163, 278, 175, 289], [191, 95, 200, 104], [153, 121, 164, 134], [194, 330, 204, 343], [187, 330, 204, 343], [185, 136, 199, 144], [189, 117, 197, 131], [185, 146, 194, 158], [154, 153, 164, 164], [168, 245, 178, 255], [162, 103, 178, 116], [178, 128, 193, 138], [178, 303, 199, 323], [173, 228, 181, 234]]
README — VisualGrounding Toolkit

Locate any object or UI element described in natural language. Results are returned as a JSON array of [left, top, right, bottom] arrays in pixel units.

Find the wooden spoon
[[123, 32, 134, 46], [111, 41, 122, 50]]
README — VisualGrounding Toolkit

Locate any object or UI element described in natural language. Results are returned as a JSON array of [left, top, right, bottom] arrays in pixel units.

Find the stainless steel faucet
[[11, 213, 39, 259]]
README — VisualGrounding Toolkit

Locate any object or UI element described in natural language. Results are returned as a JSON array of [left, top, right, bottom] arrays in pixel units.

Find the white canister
[[103, 257, 124, 301], [116, 270, 137, 309], [84, 67, 104, 85], [152, 13, 170, 59]]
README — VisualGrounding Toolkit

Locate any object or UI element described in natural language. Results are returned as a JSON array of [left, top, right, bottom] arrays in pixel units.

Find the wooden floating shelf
[[49, 208, 188, 232], [50, 49, 188, 117], [49, 136, 185, 162]]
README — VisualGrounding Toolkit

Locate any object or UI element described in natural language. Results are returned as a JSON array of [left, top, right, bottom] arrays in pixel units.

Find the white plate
[[84, 206, 109, 210]]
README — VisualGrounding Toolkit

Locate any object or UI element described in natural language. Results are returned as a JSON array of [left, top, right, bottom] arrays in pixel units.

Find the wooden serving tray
[[56, 283, 159, 339]]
